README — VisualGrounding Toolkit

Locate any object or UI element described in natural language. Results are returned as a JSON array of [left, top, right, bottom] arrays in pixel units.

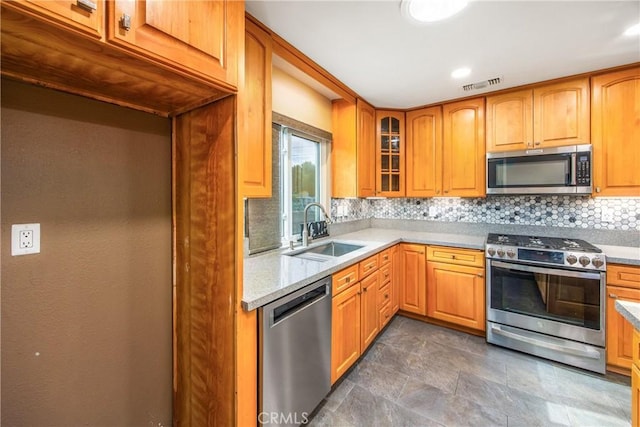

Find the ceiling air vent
[[463, 77, 502, 91]]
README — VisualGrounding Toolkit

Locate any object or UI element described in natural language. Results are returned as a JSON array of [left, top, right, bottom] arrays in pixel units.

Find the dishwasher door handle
[[270, 283, 329, 327]]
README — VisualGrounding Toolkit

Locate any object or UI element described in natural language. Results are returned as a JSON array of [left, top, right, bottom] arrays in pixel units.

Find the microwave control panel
[[576, 153, 591, 185]]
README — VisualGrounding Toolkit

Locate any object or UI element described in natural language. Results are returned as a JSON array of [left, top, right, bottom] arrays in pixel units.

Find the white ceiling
[[246, 0, 640, 109]]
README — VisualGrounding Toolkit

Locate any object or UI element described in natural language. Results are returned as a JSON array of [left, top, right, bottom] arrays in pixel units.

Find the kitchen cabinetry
[[4, 0, 104, 39], [107, 0, 241, 89], [378, 248, 393, 329], [442, 97, 486, 197], [405, 106, 443, 197], [426, 246, 485, 331], [399, 244, 427, 316], [332, 99, 376, 197], [241, 18, 272, 197], [331, 253, 381, 384], [633, 329, 639, 427], [375, 111, 405, 196], [591, 67, 640, 197], [606, 264, 640, 371], [1, 0, 241, 116], [486, 78, 590, 152]]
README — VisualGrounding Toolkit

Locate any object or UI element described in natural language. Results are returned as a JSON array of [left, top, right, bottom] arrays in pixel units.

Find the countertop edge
[[615, 300, 640, 331]]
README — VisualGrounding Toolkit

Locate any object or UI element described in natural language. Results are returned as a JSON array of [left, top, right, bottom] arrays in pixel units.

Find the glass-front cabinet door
[[376, 110, 405, 197]]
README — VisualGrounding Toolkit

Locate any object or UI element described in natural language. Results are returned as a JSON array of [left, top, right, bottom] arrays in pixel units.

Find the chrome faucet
[[302, 202, 333, 247]]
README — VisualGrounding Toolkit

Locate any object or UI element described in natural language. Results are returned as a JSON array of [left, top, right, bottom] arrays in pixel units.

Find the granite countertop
[[243, 227, 640, 311], [615, 300, 640, 331], [242, 228, 485, 311]]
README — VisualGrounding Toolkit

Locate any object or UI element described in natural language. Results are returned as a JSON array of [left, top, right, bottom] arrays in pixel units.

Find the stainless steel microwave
[[486, 144, 592, 195]]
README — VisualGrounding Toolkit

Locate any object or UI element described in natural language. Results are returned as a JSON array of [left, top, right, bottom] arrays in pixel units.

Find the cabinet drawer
[[379, 301, 392, 329], [379, 264, 392, 285], [608, 264, 640, 290], [427, 246, 484, 267], [379, 248, 393, 266], [378, 281, 391, 307], [359, 254, 379, 278], [332, 264, 359, 296], [635, 329, 640, 368]]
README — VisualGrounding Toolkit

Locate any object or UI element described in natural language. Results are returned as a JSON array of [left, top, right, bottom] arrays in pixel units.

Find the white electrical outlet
[[601, 207, 615, 223], [12, 223, 41, 256], [428, 207, 437, 217]]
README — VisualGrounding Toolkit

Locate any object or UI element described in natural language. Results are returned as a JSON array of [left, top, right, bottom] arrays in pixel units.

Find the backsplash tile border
[[331, 196, 640, 231]]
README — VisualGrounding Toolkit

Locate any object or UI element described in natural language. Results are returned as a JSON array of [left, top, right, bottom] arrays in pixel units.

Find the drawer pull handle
[[345, 277, 350, 283], [120, 13, 132, 31], [76, 0, 97, 12], [609, 293, 618, 299]]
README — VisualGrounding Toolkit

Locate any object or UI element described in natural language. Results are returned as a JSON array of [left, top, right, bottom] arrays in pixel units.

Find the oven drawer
[[427, 246, 484, 267]]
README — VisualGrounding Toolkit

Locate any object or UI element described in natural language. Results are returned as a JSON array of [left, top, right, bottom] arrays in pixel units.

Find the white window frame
[[280, 126, 331, 246]]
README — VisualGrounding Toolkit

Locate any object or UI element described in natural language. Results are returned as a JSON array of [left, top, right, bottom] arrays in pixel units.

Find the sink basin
[[304, 242, 364, 257], [286, 241, 365, 261]]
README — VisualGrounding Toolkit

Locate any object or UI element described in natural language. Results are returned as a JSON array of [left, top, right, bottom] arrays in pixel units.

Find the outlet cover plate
[[11, 223, 40, 256]]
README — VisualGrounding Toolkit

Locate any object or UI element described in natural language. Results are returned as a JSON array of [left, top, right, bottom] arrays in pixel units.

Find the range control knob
[[592, 257, 604, 269], [579, 256, 591, 267], [497, 248, 505, 257], [506, 249, 516, 258], [566, 254, 577, 265], [487, 247, 496, 256]]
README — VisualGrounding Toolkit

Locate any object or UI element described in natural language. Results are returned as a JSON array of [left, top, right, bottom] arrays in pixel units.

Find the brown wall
[[1, 79, 173, 426]]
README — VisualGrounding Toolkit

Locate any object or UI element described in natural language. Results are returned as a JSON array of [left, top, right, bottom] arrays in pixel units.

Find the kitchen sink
[[286, 241, 365, 261]]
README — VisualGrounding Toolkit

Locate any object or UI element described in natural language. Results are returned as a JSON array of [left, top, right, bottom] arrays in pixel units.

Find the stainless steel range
[[485, 233, 607, 373]]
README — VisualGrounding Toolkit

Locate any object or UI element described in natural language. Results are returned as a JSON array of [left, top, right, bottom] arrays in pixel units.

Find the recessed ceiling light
[[401, 0, 469, 24], [451, 67, 471, 79], [624, 23, 640, 36]]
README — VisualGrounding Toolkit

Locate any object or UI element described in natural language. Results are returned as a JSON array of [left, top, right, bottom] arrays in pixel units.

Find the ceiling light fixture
[[624, 22, 640, 36], [401, 0, 469, 24], [451, 67, 471, 79]]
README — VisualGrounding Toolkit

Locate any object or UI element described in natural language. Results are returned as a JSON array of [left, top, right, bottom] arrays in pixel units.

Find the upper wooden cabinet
[[442, 97, 486, 197], [591, 67, 640, 197], [375, 111, 405, 197], [332, 99, 376, 198], [406, 106, 443, 197], [3, 0, 104, 39], [1, 0, 241, 116], [486, 78, 590, 152], [240, 18, 272, 198], [107, 0, 241, 90]]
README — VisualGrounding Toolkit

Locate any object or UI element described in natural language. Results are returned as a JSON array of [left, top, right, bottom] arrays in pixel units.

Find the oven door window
[[488, 154, 571, 188], [490, 263, 601, 330]]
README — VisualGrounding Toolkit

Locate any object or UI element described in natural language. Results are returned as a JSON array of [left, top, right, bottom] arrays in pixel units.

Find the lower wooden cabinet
[[399, 244, 427, 315], [426, 246, 485, 331], [606, 264, 640, 371], [633, 362, 639, 427], [427, 261, 485, 331], [360, 271, 380, 351], [331, 283, 361, 385]]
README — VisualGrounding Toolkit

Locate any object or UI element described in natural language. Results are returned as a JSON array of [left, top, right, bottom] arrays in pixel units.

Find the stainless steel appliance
[[259, 277, 331, 426], [485, 233, 607, 373], [486, 144, 592, 195]]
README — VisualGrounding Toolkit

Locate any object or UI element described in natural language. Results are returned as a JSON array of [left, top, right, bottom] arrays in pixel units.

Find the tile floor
[[309, 316, 631, 427]]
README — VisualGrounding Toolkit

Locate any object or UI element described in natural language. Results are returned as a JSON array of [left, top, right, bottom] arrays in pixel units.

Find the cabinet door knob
[[76, 0, 97, 12], [596, 186, 601, 193], [477, 274, 484, 278], [609, 293, 618, 299], [345, 277, 350, 283], [534, 141, 541, 146]]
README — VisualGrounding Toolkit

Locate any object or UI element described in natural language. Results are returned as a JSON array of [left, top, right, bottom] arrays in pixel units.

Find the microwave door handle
[[570, 153, 577, 185]]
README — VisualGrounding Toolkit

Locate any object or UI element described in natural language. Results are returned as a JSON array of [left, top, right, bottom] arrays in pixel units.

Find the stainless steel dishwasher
[[259, 277, 331, 426]]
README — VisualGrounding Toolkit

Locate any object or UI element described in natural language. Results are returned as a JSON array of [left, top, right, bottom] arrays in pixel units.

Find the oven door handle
[[491, 260, 601, 280], [490, 324, 601, 360]]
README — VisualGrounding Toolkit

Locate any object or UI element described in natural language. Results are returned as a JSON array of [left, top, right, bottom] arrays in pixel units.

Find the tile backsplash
[[331, 196, 640, 231]]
